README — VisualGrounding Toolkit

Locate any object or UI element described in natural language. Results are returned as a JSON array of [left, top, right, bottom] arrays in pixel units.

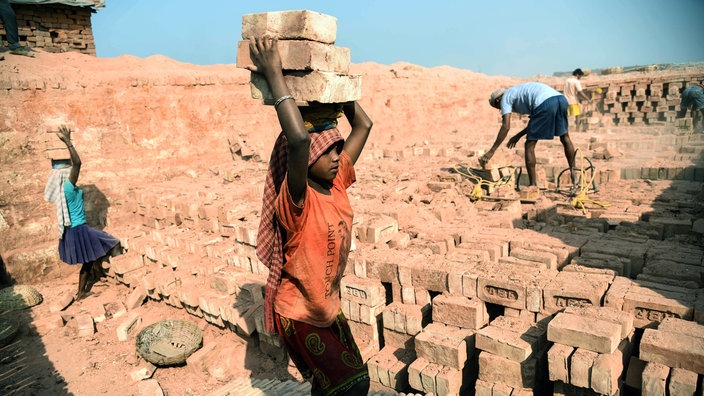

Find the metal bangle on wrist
[[274, 95, 294, 109]]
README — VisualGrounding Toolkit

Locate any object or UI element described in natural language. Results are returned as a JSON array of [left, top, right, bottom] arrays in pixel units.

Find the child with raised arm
[[250, 36, 373, 396], [44, 125, 121, 300]]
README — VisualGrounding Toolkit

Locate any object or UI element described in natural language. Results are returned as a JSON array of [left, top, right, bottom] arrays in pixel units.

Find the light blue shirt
[[63, 180, 87, 227], [500, 82, 562, 116]]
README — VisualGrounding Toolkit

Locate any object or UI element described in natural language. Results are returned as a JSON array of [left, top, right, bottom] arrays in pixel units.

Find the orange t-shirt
[[274, 151, 356, 327]]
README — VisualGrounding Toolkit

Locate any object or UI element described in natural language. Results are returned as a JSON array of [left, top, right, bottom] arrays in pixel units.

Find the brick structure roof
[[10, 0, 104, 9]]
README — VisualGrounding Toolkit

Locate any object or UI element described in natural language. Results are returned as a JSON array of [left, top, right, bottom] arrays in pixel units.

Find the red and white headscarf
[[256, 127, 344, 333]]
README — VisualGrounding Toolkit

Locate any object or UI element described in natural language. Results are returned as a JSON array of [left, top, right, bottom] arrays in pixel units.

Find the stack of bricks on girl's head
[[236, 10, 362, 106]]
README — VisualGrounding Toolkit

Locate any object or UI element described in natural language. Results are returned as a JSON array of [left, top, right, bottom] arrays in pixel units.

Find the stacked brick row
[[236, 10, 360, 104], [364, 133, 704, 187], [340, 274, 387, 360], [547, 306, 635, 395], [403, 294, 485, 395], [108, 229, 268, 336], [547, 131, 704, 184], [548, 72, 704, 130], [10, 3, 98, 55], [633, 317, 704, 395], [475, 316, 549, 395], [100, 180, 287, 365]]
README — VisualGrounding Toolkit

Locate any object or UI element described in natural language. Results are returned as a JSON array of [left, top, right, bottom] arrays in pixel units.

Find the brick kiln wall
[[2, 3, 96, 55]]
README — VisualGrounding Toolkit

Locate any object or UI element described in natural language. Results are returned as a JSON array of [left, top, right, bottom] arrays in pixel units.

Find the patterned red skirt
[[275, 310, 369, 396]]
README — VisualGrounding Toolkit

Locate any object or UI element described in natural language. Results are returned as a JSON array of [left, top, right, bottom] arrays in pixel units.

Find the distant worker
[[44, 125, 121, 300], [0, 0, 33, 57], [479, 82, 576, 190], [677, 84, 704, 133], [563, 68, 591, 131], [249, 37, 373, 396]]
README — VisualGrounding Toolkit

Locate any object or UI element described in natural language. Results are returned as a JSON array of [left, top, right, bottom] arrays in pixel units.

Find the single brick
[[476, 324, 541, 362], [569, 348, 597, 389], [360, 215, 399, 244], [137, 379, 164, 396], [340, 274, 386, 307], [590, 336, 632, 395], [420, 362, 441, 394], [409, 256, 451, 293], [186, 341, 220, 376], [668, 368, 698, 396], [210, 269, 246, 295], [603, 275, 631, 311], [382, 327, 415, 350], [241, 10, 337, 43], [640, 328, 704, 374], [477, 271, 527, 310], [547, 343, 573, 383], [641, 361, 669, 396], [432, 293, 488, 330], [250, 71, 361, 104], [116, 311, 141, 341], [75, 314, 95, 337], [623, 288, 694, 328], [126, 285, 147, 311], [407, 357, 429, 392], [474, 379, 493, 396], [548, 312, 622, 354], [656, 316, 704, 339], [510, 247, 559, 270], [478, 351, 540, 389], [542, 271, 611, 315], [237, 40, 350, 73], [414, 324, 469, 370], [563, 305, 634, 339], [130, 361, 157, 381], [436, 365, 463, 396], [110, 253, 144, 275]]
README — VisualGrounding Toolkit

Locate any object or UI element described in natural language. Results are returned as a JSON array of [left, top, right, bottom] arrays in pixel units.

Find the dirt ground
[[1, 50, 703, 396], [1, 263, 301, 395]]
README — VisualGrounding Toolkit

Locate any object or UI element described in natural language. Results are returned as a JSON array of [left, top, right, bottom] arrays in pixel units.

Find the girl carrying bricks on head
[[249, 36, 373, 396], [44, 125, 121, 300]]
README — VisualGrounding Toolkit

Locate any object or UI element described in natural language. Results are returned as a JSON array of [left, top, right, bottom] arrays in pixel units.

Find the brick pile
[[236, 10, 360, 105], [636, 317, 704, 396], [546, 72, 704, 131], [547, 306, 635, 395], [7, 3, 98, 55], [402, 293, 484, 395], [475, 316, 549, 395], [98, 165, 704, 394], [340, 274, 387, 360]]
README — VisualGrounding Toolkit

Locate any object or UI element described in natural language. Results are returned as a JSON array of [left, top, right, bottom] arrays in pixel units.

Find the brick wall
[[1, 3, 96, 55]]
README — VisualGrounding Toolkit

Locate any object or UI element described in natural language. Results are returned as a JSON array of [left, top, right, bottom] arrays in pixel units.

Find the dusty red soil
[[0, 50, 703, 395], [1, 268, 300, 395]]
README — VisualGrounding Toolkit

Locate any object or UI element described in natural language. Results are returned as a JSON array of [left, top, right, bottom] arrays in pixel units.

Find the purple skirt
[[58, 224, 120, 265]]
